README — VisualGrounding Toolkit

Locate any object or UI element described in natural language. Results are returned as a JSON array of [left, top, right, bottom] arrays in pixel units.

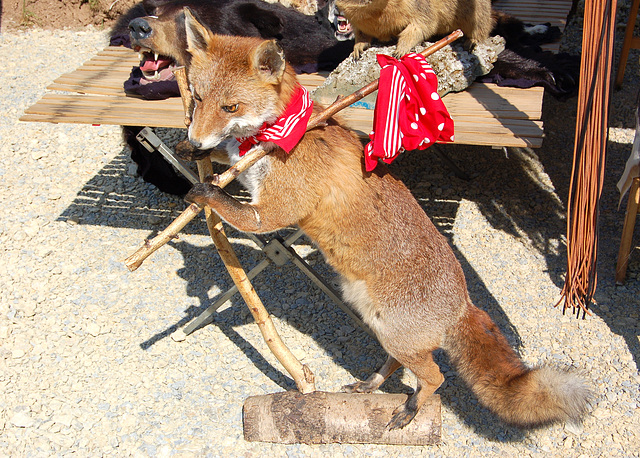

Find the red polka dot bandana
[[364, 53, 455, 172]]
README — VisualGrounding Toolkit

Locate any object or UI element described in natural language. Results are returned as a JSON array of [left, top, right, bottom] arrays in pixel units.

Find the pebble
[[10, 412, 35, 428], [86, 323, 101, 337], [1, 3, 639, 456]]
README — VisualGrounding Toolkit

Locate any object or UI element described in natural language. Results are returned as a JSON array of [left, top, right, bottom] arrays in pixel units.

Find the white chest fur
[[224, 139, 271, 201]]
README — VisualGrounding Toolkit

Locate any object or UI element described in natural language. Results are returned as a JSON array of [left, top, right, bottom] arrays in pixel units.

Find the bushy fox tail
[[444, 302, 592, 427]]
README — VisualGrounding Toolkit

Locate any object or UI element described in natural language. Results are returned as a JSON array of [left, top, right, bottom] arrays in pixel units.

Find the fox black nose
[[189, 139, 203, 149], [129, 17, 153, 40]]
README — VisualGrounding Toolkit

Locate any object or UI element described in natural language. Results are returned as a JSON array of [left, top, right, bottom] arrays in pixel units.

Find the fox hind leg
[[387, 350, 444, 430], [342, 355, 402, 393]]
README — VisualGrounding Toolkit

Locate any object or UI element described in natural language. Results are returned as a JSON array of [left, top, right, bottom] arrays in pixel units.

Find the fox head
[[183, 7, 297, 150]]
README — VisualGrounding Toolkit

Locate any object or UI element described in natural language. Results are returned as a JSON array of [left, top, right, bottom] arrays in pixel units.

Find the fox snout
[[186, 134, 221, 151], [188, 121, 226, 151], [187, 132, 215, 151]]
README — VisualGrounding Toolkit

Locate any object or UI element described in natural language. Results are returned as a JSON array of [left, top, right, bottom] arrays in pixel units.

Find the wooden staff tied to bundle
[[124, 29, 464, 272]]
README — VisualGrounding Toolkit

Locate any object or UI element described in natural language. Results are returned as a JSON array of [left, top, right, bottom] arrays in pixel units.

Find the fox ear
[[184, 7, 214, 58], [251, 39, 286, 84]]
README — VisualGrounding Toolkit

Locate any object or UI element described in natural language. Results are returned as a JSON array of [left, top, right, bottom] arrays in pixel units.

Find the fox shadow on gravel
[[143, 230, 529, 441], [52, 127, 568, 440], [54, 137, 536, 439], [54, 101, 639, 437]]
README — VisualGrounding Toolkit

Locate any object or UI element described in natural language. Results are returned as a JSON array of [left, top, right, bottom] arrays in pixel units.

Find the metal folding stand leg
[[176, 229, 369, 339], [136, 127, 200, 184], [134, 127, 369, 340]]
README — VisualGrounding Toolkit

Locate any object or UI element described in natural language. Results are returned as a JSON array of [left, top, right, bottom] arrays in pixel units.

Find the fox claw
[[387, 405, 417, 430]]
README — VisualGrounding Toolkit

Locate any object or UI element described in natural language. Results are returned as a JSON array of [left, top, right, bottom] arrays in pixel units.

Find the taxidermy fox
[[336, 0, 493, 57], [181, 8, 592, 429]]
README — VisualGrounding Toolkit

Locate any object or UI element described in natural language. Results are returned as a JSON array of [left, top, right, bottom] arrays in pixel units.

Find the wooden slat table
[[21, 46, 545, 148], [21, 0, 574, 148], [18, 0, 575, 343]]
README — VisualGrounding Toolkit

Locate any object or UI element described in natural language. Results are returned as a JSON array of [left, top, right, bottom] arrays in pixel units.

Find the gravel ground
[[1, 4, 639, 456]]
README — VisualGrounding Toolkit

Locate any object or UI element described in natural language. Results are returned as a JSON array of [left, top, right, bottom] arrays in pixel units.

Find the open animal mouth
[[336, 15, 351, 34], [334, 14, 353, 41], [134, 46, 176, 81]]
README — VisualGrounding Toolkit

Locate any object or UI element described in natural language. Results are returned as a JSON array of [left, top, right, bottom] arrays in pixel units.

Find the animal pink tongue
[[140, 57, 172, 72]]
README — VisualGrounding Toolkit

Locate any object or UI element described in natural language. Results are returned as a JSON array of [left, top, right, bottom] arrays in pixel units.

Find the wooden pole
[[123, 29, 464, 271], [194, 156, 316, 393], [615, 177, 640, 284], [614, 0, 640, 89]]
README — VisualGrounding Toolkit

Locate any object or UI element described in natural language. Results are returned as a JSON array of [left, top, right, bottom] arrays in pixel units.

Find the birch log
[[243, 391, 441, 445]]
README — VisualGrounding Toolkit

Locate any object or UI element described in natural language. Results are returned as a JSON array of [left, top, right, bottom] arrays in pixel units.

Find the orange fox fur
[[335, 0, 493, 57], [181, 8, 592, 430]]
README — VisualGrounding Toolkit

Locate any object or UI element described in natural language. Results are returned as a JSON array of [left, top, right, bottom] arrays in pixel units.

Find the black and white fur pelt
[[487, 11, 580, 98], [112, 0, 356, 196]]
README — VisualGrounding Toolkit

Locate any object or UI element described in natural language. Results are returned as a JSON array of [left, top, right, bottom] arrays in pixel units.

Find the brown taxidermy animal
[[181, 8, 592, 430], [335, 0, 493, 58]]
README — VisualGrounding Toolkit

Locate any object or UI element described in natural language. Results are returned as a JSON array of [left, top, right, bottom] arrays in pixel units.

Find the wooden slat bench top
[[21, 46, 545, 148], [21, 0, 573, 149]]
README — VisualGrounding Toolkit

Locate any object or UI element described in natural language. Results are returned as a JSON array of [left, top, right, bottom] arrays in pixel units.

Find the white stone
[[53, 413, 74, 428], [10, 412, 34, 428], [86, 323, 101, 337]]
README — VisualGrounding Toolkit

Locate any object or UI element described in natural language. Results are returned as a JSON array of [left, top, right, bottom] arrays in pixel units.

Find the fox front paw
[[185, 183, 222, 207], [175, 140, 213, 161]]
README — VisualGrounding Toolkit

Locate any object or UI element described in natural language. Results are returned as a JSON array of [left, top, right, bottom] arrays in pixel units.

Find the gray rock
[[312, 36, 505, 108]]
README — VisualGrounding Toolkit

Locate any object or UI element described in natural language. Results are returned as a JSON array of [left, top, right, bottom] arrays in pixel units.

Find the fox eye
[[222, 104, 239, 113]]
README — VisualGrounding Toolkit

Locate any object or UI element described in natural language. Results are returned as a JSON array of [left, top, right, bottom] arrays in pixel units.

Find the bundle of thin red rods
[[557, 0, 617, 317]]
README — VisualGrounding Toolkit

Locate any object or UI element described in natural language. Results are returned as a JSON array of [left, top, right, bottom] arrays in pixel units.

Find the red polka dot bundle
[[364, 52, 455, 172]]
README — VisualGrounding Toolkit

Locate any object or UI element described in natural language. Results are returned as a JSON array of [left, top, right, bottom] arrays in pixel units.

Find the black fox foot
[[184, 182, 222, 206], [175, 139, 214, 161], [387, 404, 418, 430]]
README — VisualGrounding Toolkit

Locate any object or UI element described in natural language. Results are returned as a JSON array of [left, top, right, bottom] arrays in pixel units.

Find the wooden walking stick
[[123, 29, 464, 271], [173, 67, 317, 393], [194, 156, 316, 393]]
